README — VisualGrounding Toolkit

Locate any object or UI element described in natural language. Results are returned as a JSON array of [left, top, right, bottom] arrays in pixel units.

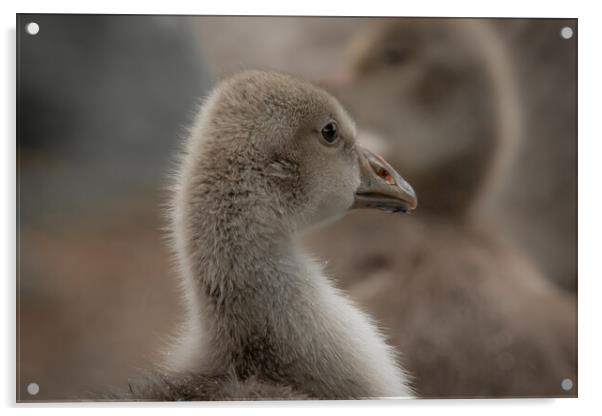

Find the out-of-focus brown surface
[[492, 19, 577, 292], [17, 15, 577, 400], [17, 15, 204, 401], [18, 198, 180, 400], [193, 16, 361, 81]]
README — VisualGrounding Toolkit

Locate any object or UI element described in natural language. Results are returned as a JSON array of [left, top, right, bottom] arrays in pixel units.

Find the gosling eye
[[320, 121, 339, 144]]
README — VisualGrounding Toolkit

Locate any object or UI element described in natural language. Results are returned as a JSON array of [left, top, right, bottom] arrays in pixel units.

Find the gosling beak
[[352, 146, 418, 214]]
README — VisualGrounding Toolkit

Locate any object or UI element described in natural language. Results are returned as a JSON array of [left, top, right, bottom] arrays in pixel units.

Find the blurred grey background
[[17, 15, 576, 401]]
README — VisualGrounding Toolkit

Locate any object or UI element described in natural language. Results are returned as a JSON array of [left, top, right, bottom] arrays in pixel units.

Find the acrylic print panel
[[16, 14, 577, 402]]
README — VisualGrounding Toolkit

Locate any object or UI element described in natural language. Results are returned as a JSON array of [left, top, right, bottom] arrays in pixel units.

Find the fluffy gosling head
[[179, 70, 417, 237]]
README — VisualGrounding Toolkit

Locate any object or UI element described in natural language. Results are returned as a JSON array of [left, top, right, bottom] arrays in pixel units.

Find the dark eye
[[382, 48, 410, 66], [320, 121, 339, 144]]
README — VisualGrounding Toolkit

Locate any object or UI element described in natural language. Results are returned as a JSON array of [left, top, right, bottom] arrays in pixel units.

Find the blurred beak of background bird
[[353, 146, 418, 214]]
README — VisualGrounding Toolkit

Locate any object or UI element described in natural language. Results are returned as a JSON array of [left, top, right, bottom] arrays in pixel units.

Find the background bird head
[[332, 19, 509, 216]]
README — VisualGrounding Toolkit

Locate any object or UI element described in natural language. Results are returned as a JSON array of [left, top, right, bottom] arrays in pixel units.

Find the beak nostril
[[376, 167, 395, 185], [355, 146, 417, 213]]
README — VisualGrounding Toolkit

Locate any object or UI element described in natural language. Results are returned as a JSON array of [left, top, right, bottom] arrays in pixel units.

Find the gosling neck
[[172, 167, 317, 376]]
